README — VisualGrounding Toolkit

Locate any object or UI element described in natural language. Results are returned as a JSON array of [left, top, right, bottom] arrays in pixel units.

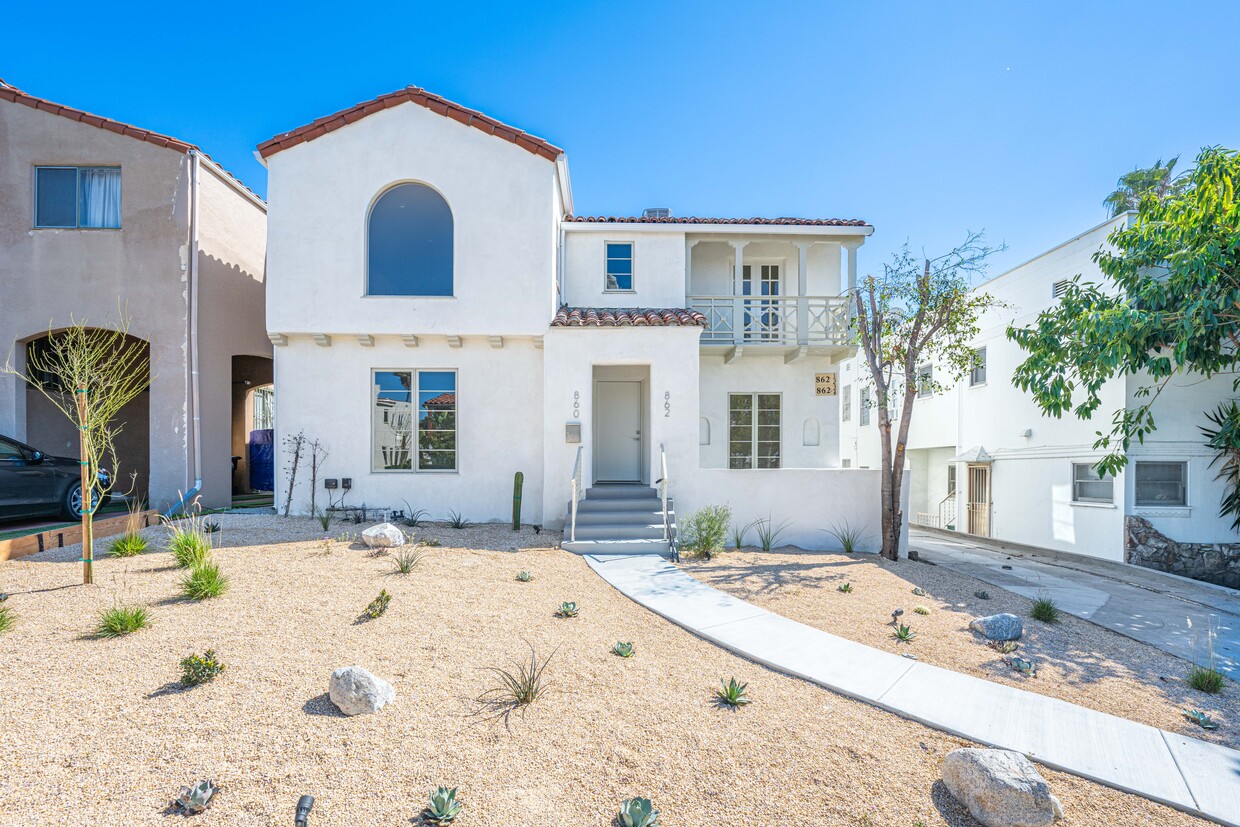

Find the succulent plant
[[425, 786, 463, 823], [180, 649, 226, 686], [913, 605, 930, 615], [364, 589, 391, 619], [989, 640, 1018, 654], [892, 623, 916, 642], [174, 779, 218, 814], [715, 676, 751, 707], [612, 641, 635, 658], [516, 571, 533, 582], [1009, 656, 1036, 675], [912, 587, 926, 596], [555, 601, 579, 618], [1184, 709, 1220, 730], [619, 796, 660, 827], [837, 582, 853, 593]]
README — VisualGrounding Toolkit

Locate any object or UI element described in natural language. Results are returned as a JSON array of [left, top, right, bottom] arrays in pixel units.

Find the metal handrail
[[569, 446, 583, 542], [658, 442, 678, 561]]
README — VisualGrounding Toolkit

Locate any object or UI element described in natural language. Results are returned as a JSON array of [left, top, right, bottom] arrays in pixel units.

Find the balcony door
[[743, 264, 782, 340]]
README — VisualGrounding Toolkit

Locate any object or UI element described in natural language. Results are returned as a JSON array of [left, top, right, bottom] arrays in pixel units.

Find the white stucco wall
[[561, 231, 687, 308], [265, 101, 560, 338]]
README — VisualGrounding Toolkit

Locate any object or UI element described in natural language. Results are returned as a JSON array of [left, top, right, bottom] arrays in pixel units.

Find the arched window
[[367, 183, 454, 296]]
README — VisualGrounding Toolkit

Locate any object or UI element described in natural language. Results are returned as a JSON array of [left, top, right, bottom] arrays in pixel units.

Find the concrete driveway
[[909, 529, 1240, 676]]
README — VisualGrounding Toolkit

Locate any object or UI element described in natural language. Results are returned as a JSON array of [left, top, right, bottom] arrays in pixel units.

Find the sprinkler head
[[295, 795, 314, 826]]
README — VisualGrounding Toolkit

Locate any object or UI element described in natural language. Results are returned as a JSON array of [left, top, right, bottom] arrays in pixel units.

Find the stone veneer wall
[[1124, 516, 1240, 589]]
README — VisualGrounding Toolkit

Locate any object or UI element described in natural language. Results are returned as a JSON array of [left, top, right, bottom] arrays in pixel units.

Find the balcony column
[[842, 239, 862, 293], [730, 240, 747, 345], [685, 238, 701, 305], [793, 241, 812, 346]]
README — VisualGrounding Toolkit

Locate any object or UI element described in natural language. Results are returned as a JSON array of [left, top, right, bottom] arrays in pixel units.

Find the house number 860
[[664, 391, 671, 418]]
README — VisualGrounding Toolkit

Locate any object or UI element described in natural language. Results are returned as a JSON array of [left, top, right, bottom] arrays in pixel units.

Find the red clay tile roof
[[258, 86, 564, 162], [565, 215, 870, 227], [552, 306, 708, 328], [0, 78, 262, 203], [423, 392, 456, 408]]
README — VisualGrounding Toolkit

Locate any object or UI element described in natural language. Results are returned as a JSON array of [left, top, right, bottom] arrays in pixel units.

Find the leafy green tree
[[852, 234, 1001, 559], [1009, 147, 1240, 482], [1103, 156, 1186, 216]]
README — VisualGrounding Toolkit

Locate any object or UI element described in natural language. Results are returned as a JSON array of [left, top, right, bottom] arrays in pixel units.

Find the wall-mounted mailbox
[[324, 478, 338, 489], [565, 422, 581, 444]]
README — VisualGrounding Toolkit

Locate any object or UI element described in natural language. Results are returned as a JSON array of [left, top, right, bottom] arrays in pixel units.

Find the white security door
[[595, 381, 642, 482]]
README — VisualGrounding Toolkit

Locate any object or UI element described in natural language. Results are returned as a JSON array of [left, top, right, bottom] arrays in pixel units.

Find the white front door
[[595, 380, 642, 482]]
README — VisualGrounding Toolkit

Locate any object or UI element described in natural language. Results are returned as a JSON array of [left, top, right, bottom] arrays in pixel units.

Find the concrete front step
[[585, 485, 658, 500], [570, 524, 668, 541], [573, 497, 674, 513], [575, 509, 675, 526], [563, 538, 671, 556]]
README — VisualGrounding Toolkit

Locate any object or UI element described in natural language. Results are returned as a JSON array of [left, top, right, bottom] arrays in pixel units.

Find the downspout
[[164, 150, 203, 517]]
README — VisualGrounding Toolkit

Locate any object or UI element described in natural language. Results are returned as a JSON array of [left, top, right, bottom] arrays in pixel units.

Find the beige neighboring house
[[0, 79, 271, 511]]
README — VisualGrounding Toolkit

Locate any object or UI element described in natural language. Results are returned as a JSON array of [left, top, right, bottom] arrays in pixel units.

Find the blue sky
[[4, 1, 1237, 278]]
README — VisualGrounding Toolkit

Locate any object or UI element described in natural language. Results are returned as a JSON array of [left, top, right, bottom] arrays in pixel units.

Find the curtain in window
[[79, 168, 121, 228]]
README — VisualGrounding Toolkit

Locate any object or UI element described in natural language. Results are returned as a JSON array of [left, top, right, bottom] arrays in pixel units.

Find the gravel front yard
[[682, 546, 1239, 749], [0, 515, 1213, 826]]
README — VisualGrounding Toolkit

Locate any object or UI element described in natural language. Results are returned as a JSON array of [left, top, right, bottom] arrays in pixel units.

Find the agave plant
[[911, 586, 926, 597], [612, 641, 635, 658], [715, 676, 751, 707], [837, 582, 853, 593], [425, 786, 463, 824], [515, 570, 533, 582], [174, 780, 218, 814], [619, 796, 660, 827], [892, 623, 916, 643], [1184, 709, 1220, 730], [555, 601, 579, 618]]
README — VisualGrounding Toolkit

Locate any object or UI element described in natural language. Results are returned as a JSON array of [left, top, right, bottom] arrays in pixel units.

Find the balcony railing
[[689, 295, 851, 346]]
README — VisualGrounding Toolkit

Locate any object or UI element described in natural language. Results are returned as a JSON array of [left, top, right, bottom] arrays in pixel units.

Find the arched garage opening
[[22, 330, 151, 504]]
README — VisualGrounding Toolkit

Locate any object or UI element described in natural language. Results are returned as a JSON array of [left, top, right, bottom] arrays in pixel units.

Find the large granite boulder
[[328, 666, 395, 716], [942, 748, 1063, 827], [969, 613, 1023, 641], [361, 522, 406, 548]]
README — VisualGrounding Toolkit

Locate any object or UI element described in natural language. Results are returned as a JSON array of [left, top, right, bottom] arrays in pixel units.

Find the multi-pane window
[[372, 370, 458, 471], [1072, 463, 1114, 504], [947, 464, 957, 495], [969, 347, 987, 386], [917, 364, 933, 398], [605, 242, 634, 291], [1135, 461, 1187, 506], [35, 166, 121, 229], [859, 387, 871, 426], [841, 384, 852, 422], [728, 393, 781, 469]]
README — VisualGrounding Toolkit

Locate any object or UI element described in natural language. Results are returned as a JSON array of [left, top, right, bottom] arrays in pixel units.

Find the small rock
[[361, 523, 406, 548], [902, 653, 919, 660], [975, 590, 991, 600], [942, 748, 1063, 827], [328, 666, 395, 716], [969, 613, 1023, 641]]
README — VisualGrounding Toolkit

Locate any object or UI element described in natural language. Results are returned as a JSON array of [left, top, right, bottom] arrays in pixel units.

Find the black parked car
[[0, 434, 110, 520]]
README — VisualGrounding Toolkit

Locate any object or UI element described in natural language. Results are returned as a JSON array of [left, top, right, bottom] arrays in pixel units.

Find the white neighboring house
[[259, 86, 899, 554], [839, 214, 1240, 587]]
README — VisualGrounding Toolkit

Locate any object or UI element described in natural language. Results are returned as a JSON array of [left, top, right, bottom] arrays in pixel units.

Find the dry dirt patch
[[0, 515, 1211, 826], [682, 546, 1238, 749]]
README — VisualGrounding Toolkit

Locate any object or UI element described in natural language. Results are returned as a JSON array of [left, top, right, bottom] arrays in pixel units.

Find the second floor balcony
[[689, 294, 851, 346]]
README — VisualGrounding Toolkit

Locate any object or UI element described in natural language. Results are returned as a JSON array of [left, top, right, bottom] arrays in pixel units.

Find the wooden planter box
[[0, 510, 159, 563]]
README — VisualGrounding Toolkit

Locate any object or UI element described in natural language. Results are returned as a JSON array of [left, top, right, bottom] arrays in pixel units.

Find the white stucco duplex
[[261, 86, 887, 552]]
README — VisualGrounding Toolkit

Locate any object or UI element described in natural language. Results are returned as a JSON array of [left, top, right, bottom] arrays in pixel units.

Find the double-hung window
[[728, 393, 780, 469], [917, 364, 933, 398], [841, 384, 852, 422], [1134, 461, 1187, 507], [372, 370, 458, 471], [859, 387, 871, 426], [969, 347, 987, 386], [1071, 463, 1114, 504], [605, 242, 634, 291], [34, 166, 121, 229]]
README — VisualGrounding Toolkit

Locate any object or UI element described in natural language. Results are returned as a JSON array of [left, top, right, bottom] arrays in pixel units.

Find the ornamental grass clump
[[1030, 591, 1061, 623], [108, 532, 148, 557], [1188, 617, 1226, 693], [96, 604, 149, 638], [823, 519, 868, 554], [475, 644, 555, 720], [0, 603, 14, 634], [165, 514, 212, 569], [679, 504, 732, 558], [752, 515, 793, 551], [181, 561, 229, 600], [390, 548, 425, 574]]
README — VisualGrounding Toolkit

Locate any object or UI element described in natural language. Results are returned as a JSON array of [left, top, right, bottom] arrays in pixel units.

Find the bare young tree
[[3, 316, 148, 584], [306, 437, 329, 516], [852, 233, 1001, 559], [282, 430, 307, 517]]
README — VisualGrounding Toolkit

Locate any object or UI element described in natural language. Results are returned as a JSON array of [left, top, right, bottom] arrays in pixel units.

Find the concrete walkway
[[909, 529, 1240, 676], [585, 553, 1240, 827]]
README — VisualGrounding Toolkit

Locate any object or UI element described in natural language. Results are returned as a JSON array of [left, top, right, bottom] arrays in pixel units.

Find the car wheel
[[63, 482, 84, 519]]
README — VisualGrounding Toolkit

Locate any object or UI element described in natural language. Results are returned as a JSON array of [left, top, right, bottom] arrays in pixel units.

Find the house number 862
[[664, 391, 671, 418]]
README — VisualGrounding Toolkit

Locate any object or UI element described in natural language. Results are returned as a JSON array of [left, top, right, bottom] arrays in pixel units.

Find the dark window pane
[[368, 184, 454, 296], [35, 167, 77, 227]]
